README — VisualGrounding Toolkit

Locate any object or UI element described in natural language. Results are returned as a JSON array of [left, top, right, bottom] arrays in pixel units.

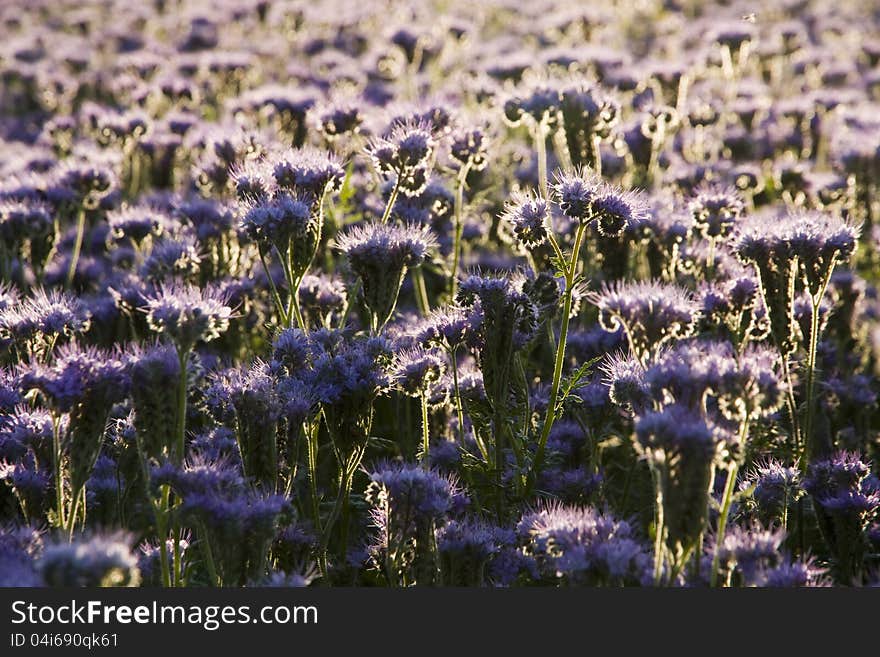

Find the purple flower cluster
[[2, 0, 880, 589]]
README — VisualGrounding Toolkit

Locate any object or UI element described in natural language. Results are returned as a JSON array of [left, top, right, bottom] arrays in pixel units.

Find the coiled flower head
[[144, 283, 232, 351], [635, 404, 728, 555], [554, 171, 648, 237], [689, 183, 744, 240], [40, 533, 140, 587], [392, 347, 446, 397], [335, 222, 436, 331], [519, 503, 650, 585], [589, 280, 699, 363], [500, 191, 550, 249], [368, 120, 436, 197]]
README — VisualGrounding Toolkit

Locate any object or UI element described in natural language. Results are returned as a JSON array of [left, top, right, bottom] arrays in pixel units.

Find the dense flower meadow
[[1, 0, 879, 588]]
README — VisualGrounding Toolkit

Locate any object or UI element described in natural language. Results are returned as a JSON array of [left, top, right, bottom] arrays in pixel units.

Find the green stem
[[306, 422, 322, 537], [781, 355, 801, 456], [65, 205, 86, 290], [290, 287, 306, 331], [528, 224, 587, 493], [412, 266, 430, 315], [449, 165, 470, 300], [652, 467, 665, 586], [52, 418, 66, 529], [534, 122, 549, 200], [199, 522, 220, 587], [258, 247, 288, 326], [157, 486, 171, 588], [339, 279, 361, 329], [449, 349, 466, 444], [420, 392, 430, 464], [172, 526, 183, 587], [802, 299, 822, 464], [380, 178, 401, 224], [175, 349, 188, 464], [172, 348, 188, 588], [66, 485, 84, 541], [710, 461, 739, 587]]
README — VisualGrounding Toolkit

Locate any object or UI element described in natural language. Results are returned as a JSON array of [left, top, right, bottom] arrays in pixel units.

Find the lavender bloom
[[414, 305, 474, 350], [239, 192, 318, 267], [86, 455, 120, 526], [298, 273, 347, 328], [589, 281, 699, 362], [0, 289, 91, 347], [270, 147, 344, 198], [366, 462, 463, 585], [436, 519, 498, 586], [0, 406, 53, 460], [129, 343, 182, 461], [715, 523, 787, 586], [559, 81, 620, 169], [23, 343, 128, 493], [449, 126, 489, 172], [635, 405, 727, 556], [40, 534, 141, 587], [205, 363, 281, 489], [688, 184, 744, 241], [144, 283, 232, 350], [554, 171, 648, 237], [140, 238, 202, 282], [502, 78, 561, 127], [804, 452, 879, 581], [367, 462, 462, 522], [368, 120, 436, 197], [51, 161, 115, 209], [520, 503, 651, 586], [0, 453, 50, 521], [642, 341, 785, 426], [600, 351, 650, 411], [733, 210, 859, 353], [0, 200, 55, 274], [500, 191, 550, 249], [310, 335, 391, 456], [335, 221, 436, 331], [762, 559, 829, 588], [312, 96, 364, 141], [392, 347, 446, 397], [0, 524, 43, 586], [107, 205, 170, 245], [741, 459, 801, 525], [179, 486, 289, 585]]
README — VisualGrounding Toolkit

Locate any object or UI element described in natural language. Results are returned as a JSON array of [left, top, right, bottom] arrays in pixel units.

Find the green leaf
[[555, 355, 602, 414]]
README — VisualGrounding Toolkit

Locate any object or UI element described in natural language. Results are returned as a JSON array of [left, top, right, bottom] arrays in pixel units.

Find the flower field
[[1, 0, 879, 587]]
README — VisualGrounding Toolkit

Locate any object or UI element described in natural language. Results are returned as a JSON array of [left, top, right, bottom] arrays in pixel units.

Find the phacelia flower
[[368, 120, 436, 197], [144, 283, 232, 350], [689, 183, 744, 240], [589, 280, 699, 362], [500, 191, 550, 249], [335, 221, 437, 331], [40, 533, 141, 587]]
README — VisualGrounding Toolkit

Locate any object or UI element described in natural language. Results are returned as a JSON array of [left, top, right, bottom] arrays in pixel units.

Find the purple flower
[[367, 120, 436, 196], [500, 191, 550, 249], [144, 283, 232, 349], [689, 183, 743, 240], [519, 503, 650, 585], [40, 533, 140, 587], [0, 289, 91, 344], [589, 281, 699, 361], [366, 461, 463, 520], [392, 347, 446, 396], [335, 221, 436, 331]]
